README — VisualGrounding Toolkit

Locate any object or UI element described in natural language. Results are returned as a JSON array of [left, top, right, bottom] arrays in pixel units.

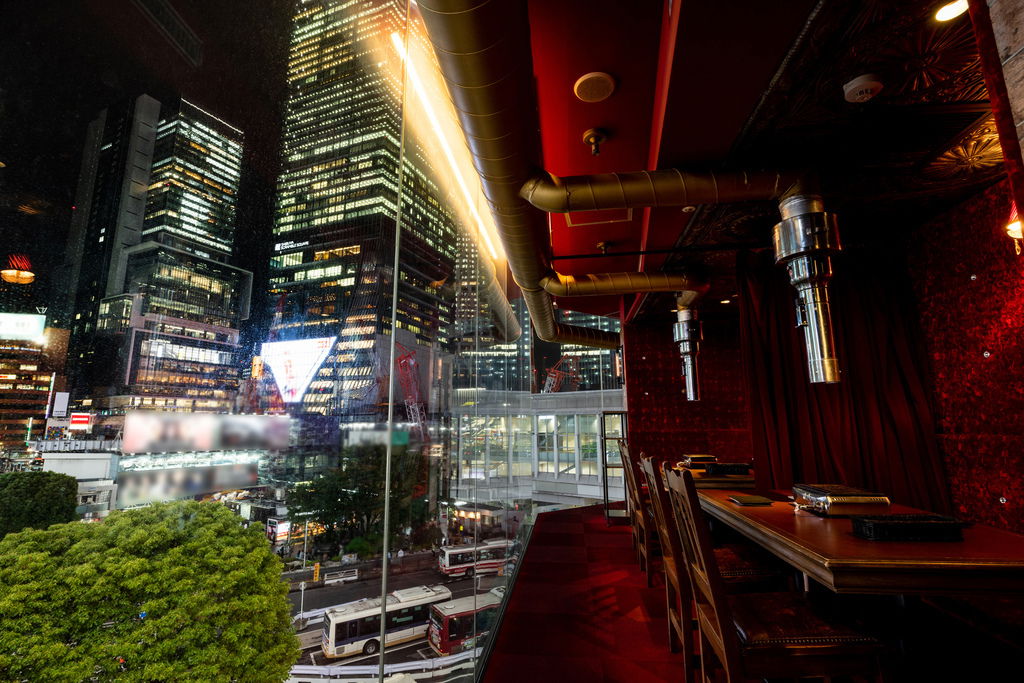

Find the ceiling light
[[719, 299, 731, 305], [935, 0, 968, 21]]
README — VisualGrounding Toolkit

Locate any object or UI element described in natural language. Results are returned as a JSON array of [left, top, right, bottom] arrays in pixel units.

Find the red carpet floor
[[484, 504, 685, 682]]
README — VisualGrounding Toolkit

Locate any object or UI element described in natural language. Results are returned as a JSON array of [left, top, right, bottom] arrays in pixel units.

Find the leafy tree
[[0, 470, 78, 537], [287, 444, 421, 551], [0, 501, 298, 682]]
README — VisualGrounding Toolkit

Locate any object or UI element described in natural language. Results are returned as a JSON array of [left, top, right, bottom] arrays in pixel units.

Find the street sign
[[313, 562, 321, 582]]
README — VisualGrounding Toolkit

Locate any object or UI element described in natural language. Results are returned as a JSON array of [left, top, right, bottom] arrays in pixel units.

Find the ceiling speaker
[[574, 72, 616, 103]]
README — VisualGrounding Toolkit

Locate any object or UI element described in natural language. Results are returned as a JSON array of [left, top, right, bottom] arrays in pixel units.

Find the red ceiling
[[527, 0, 818, 320]]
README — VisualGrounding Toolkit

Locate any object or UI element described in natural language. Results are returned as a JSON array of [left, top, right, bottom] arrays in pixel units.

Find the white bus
[[321, 584, 452, 658], [438, 538, 513, 578]]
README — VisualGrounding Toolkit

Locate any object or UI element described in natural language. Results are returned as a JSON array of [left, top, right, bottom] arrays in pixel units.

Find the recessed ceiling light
[[719, 299, 731, 305], [935, 0, 968, 21]]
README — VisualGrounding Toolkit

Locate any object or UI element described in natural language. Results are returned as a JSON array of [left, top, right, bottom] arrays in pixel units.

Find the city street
[[290, 567, 501, 666]]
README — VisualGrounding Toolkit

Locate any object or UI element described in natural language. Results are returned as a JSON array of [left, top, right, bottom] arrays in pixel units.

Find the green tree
[[287, 444, 420, 550], [0, 470, 78, 537], [0, 501, 298, 682]]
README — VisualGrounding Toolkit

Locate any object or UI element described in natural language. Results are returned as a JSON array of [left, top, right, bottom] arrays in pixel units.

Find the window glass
[[557, 415, 577, 476], [537, 416, 556, 474], [7, 0, 626, 679]]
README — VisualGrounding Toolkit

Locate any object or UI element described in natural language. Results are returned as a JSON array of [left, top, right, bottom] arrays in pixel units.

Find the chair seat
[[730, 592, 880, 652], [715, 543, 782, 582]]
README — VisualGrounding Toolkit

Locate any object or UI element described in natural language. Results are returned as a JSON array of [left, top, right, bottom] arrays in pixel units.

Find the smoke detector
[[574, 72, 616, 103], [843, 74, 883, 103]]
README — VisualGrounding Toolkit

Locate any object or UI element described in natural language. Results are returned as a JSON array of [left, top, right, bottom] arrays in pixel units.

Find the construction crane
[[542, 355, 582, 393], [394, 342, 429, 442]]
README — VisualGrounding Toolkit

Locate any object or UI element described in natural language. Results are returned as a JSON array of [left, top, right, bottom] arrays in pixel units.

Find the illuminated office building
[[267, 0, 458, 418], [0, 315, 65, 455], [66, 95, 250, 411]]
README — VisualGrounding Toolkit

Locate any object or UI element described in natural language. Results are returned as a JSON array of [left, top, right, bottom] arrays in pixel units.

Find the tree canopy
[[0, 501, 298, 682], [287, 444, 421, 549], [0, 470, 78, 537]]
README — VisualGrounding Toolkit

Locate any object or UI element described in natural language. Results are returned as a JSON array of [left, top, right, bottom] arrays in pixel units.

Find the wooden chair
[[667, 468, 884, 682], [619, 442, 656, 580], [642, 456, 788, 681]]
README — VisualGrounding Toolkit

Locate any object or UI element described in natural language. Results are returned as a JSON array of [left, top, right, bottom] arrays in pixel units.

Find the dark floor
[[484, 504, 1023, 683]]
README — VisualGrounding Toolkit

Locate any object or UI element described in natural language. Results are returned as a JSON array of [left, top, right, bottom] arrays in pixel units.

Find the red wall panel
[[622, 315, 751, 463], [908, 179, 1024, 532]]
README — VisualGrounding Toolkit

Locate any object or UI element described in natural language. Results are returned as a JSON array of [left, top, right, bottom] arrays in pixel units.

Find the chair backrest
[[619, 442, 642, 512], [666, 468, 743, 677], [640, 456, 684, 572]]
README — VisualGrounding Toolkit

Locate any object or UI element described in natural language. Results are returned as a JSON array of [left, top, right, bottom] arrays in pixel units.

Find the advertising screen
[[51, 391, 70, 418], [260, 337, 334, 403], [122, 412, 291, 454], [117, 463, 259, 508], [0, 313, 46, 341]]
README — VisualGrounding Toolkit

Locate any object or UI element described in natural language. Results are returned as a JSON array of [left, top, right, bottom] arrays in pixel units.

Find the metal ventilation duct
[[418, 1, 843, 378], [418, 0, 704, 350], [673, 303, 702, 401], [773, 194, 841, 383]]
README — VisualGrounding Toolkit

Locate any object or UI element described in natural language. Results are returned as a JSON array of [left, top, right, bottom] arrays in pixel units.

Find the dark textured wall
[[622, 314, 751, 463], [908, 179, 1024, 532]]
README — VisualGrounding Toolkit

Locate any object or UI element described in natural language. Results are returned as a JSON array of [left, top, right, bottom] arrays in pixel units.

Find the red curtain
[[737, 249, 951, 512]]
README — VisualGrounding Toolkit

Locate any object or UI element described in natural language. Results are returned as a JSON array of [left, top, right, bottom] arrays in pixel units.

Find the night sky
[[0, 0, 294, 341]]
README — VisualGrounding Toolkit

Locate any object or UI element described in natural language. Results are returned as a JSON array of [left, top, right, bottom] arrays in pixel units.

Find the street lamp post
[[302, 520, 309, 569], [299, 581, 306, 630]]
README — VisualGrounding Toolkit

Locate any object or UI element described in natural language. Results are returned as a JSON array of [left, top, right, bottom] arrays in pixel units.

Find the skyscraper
[[267, 0, 458, 418], [65, 95, 250, 412]]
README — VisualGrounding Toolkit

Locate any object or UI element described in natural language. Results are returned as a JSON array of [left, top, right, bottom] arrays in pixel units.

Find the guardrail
[[287, 648, 481, 682]]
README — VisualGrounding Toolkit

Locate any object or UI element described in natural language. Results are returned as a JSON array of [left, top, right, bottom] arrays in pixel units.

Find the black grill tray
[[704, 462, 752, 476], [851, 514, 968, 542]]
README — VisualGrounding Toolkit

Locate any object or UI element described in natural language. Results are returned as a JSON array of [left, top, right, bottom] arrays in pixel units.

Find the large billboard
[[122, 412, 291, 454], [117, 463, 259, 508], [260, 337, 334, 403], [0, 313, 46, 341]]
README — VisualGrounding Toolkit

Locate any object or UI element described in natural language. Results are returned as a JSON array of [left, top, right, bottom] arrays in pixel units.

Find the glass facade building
[[268, 0, 459, 420], [66, 95, 250, 413]]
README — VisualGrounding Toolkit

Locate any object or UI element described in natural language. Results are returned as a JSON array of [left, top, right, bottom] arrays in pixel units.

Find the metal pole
[[378, 5, 412, 678], [299, 581, 306, 630]]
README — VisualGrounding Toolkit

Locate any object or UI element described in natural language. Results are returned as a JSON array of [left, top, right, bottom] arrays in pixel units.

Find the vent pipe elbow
[[772, 195, 841, 383], [673, 303, 702, 401]]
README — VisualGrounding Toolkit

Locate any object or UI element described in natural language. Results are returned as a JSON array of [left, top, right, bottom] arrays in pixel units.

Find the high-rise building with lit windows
[[266, 0, 458, 418], [65, 95, 250, 412], [143, 99, 243, 259]]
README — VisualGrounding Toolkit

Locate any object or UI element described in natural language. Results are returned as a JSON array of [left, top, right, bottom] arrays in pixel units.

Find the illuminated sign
[[260, 337, 334, 403], [122, 412, 290, 454], [0, 313, 45, 341], [69, 413, 92, 430]]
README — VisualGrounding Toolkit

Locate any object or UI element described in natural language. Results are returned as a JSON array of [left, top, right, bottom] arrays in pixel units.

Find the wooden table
[[698, 488, 1024, 595]]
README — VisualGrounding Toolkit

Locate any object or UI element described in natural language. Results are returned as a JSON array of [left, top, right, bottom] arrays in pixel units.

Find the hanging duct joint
[[772, 194, 842, 383], [672, 301, 702, 401]]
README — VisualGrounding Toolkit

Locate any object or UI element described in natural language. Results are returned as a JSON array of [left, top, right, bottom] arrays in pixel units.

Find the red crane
[[542, 355, 582, 393], [394, 342, 429, 442]]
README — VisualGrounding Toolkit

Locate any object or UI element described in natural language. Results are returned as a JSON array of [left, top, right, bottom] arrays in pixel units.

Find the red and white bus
[[437, 538, 512, 578], [427, 590, 503, 656]]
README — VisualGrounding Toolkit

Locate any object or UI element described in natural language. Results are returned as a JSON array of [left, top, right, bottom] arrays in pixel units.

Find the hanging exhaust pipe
[[773, 194, 841, 383], [673, 300, 702, 401]]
